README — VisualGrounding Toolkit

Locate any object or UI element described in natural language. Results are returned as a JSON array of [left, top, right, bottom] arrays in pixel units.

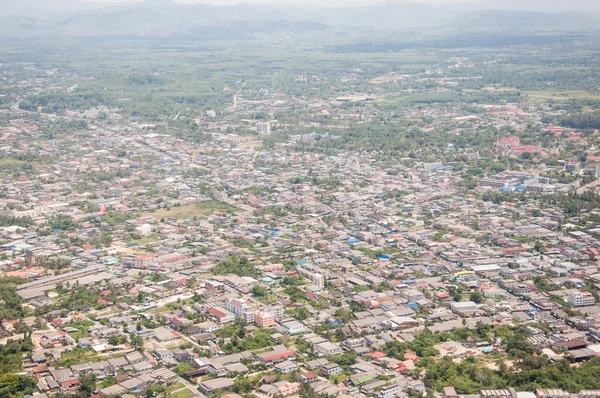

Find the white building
[[568, 291, 595, 307], [314, 341, 342, 356], [313, 273, 325, 289], [226, 298, 256, 323], [256, 121, 271, 135]]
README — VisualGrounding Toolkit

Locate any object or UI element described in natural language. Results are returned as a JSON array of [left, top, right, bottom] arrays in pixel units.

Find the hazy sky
[[84, 0, 476, 6]]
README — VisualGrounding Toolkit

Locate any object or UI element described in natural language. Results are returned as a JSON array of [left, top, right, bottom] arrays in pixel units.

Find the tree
[[0, 374, 37, 398], [293, 307, 310, 321], [147, 384, 165, 397], [252, 285, 268, 297], [130, 333, 144, 351], [100, 233, 113, 247], [470, 292, 484, 303], [534, 240, 546, 254], [334, 308, 353, 323], [78, 373, 96, 397]]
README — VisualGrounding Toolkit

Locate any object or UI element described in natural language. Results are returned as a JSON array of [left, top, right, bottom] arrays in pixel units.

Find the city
[[1, 1, 600, 398]]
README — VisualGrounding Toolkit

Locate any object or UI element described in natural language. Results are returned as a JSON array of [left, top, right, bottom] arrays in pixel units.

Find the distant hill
[[479, 0, 600, 13], [459, 10, 595, 29], [0, 0, 599, 39]]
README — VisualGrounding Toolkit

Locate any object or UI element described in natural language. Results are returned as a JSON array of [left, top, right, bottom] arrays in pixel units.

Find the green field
[[526, 90, 600, 102], [145, 201, 239, 220]]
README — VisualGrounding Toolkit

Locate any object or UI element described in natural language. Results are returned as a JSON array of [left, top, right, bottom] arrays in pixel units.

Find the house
[[274, 360, 298, 374], [300, 371, 319, 383], [443, 387, 458, 398], [194, 321, 221, 333], [321, 362, 343, 377], [132, 361, 153, 372], [206, 307, 236, 323], [315, 341, 342, 356], [258, 381, 300, 397], [100, 384, 127, 396], [255, 345, 295, 364], [125, 351, 145, 364], [199, 378, 235, 394], [154, 326, 180, 342]]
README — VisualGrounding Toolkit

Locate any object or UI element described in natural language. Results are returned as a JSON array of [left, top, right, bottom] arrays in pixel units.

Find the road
[[179, 334, 211, 353], [11, 98, 25, 112], [153, 292, 194, 308], [232, 80, 246, 112], [177, 375, 206, 398], [10, 90, 43, 114], [0, 333, 25, 345]]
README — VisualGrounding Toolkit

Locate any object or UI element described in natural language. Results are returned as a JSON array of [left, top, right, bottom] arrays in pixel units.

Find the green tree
[[470, 292, 484, 303]]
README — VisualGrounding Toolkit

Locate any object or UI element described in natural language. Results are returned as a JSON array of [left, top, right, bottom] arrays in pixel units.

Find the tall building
[[256, 121, 271, 135], [255, 311, 276, 328], [313, 273, 325, 289], [568, 291, 595, 307], [226, 298, 256, 323]]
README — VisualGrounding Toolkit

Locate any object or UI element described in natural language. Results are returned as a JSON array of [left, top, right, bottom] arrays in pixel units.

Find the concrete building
[[568, 291, 595, 307]]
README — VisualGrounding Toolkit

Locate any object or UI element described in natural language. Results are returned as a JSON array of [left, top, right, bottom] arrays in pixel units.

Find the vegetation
[[0, 277, 27, 321], [0, 374, 37, 398], [0, 336, 34, 374], [212, 256, 256, 277], [0, 216, 34, 228]]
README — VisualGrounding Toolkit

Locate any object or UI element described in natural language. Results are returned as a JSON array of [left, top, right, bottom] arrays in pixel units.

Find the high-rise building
[[313, 273, 325, 289], [255, 311, 276, 328], [256, 121, 271, 135], [568, 291, 595, 307]]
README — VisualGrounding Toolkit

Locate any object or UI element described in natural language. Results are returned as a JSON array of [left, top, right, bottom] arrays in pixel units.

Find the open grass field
[[144, 201, 239, 220], [525, 90, 600, 102]]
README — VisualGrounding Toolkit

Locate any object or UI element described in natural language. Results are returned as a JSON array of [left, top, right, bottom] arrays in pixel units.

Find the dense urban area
[[2, 1, 600, 398]]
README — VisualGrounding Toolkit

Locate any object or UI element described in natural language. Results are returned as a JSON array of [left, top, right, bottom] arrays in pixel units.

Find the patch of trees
[[0, 278, 27, 321], [212, 256, 255, 277], [0, 336, 34, 374], [0, 373, 37, 398], [423, 356, 600, 393], [559, 111, 600, 130], [19, 91, 112, 113], [48, 215, 78, 231], [0, 216, 34, 228], [540, 191, 600, 217]]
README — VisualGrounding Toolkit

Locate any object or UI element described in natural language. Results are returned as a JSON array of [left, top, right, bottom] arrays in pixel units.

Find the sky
[[84, 0, 476, 6]]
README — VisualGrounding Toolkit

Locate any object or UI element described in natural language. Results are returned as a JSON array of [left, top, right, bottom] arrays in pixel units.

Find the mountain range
[[1, 0, 599, 39]]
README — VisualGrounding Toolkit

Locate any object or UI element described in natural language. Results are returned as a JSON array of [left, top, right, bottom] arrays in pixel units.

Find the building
[[255, 345, 296, 364], [255, 311, 276, 328], [206, 307, 236, 323], [535, 389, 570, 398], [199, 378, 235, 394], [496, 136, 521, 156], [256, 121, 271, 135], [274, 360, 298, 374], [343, 338, 365, 349], [314, 341, 343, 356], [424, 162, 443, 170], [568, 291, 595, 307], [264, 305, 285, 320], [258, 381, 300, 397], [226, 298, 256, 323], [313, 273, 325, 289], [16, 265, 106, 291], [321, 362, 343, 376]]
